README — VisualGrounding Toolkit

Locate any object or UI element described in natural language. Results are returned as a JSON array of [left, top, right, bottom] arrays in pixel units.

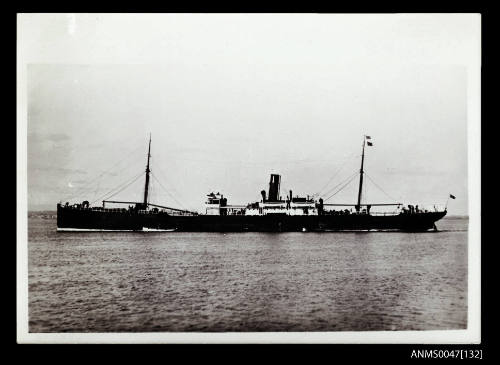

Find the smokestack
[[289, 190, 292, 201], [261, 190, 266, 202], [268, 174, 281, 202]]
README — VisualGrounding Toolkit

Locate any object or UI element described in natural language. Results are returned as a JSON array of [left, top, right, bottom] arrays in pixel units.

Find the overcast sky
[[20, 14, 480, 215]]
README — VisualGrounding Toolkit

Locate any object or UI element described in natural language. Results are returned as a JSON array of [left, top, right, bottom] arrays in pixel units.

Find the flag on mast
[[449, 194, 456, 199], [365, 136, 371, 139], [367, 141, 373, 146]]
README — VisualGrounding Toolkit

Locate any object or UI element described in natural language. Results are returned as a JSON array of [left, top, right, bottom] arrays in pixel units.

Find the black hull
[[57, 204, 447, 232]]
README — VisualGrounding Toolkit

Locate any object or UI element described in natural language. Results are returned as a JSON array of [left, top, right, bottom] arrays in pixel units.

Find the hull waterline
[[57, 204, 447, 232]]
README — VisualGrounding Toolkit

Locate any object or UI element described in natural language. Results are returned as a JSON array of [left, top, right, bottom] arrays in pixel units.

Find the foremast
[[143, 134, 151, 207], [355, 135, 367, 213]]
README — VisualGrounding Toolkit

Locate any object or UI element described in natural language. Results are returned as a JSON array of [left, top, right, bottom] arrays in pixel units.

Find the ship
[[57, 135, 448, 232]]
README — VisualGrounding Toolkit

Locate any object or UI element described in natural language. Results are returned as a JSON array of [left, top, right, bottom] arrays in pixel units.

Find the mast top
[[146, 134, 151, 169]]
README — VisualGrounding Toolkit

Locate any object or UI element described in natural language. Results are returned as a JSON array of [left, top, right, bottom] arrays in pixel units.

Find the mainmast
[[356, 136, 366, 213], [143, 135, 151, 206]]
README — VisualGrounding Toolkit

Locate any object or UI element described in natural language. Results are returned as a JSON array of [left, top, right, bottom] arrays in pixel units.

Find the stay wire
[[99, 172, 144, 203], [102, 172, 145, 202], [150, 172, 189, 211], [64, 143, 146, 201], [320, 170, 359, 200], [91, 170, 145, 205], [151, 161, 191, 210], [324, 172, 359, 202], [315, 152, 356, 197], [364, 172, 399, 202]]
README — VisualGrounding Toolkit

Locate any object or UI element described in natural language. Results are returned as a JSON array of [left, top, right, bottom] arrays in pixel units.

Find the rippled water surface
[[28, 216, 467, 332]]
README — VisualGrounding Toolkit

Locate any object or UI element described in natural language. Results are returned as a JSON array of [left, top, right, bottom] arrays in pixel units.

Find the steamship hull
[[57, 204, 447, 232], [57, 135, 449, 233]]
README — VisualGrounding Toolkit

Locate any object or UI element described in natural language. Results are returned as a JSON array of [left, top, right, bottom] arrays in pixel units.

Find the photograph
[[17, 13, 481, 344]]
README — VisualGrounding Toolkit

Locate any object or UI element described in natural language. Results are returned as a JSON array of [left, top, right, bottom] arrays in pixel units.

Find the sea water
[[27, 215, 468, 332]]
